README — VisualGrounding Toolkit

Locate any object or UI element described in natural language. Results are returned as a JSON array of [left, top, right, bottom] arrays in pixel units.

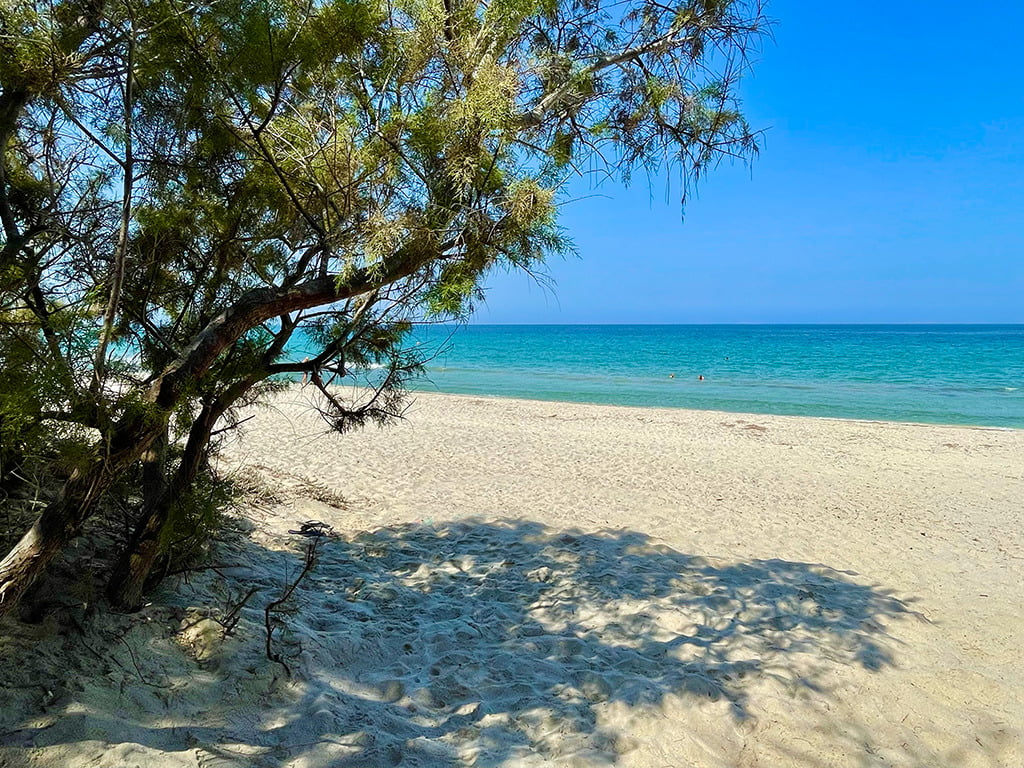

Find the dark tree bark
[[108, 395, 232, 610], [0, 460, 135, 610], [140, 428, 169, 513], [0, 249, 431, 616], [105, 427, 169, 610]]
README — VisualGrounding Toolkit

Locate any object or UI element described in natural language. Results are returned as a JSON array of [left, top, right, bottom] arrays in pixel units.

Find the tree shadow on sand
[[1, 518, 919, 767]]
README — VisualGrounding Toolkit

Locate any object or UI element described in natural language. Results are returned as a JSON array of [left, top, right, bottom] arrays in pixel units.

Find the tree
[[0, 0, 765, 613]]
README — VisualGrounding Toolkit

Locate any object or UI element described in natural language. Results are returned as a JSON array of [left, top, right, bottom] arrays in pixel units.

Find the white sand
[[2, 388, 1022, 767]]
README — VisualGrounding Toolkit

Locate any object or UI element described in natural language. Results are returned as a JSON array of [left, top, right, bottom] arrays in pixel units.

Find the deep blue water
[[397, 325, 1024, 428]]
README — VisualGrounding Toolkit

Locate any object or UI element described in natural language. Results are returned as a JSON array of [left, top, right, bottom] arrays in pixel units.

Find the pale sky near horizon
[[474, 0, 1024, 324]]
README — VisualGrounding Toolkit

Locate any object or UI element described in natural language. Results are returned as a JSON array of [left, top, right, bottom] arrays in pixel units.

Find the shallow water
[[399, 325, 1024, 428]]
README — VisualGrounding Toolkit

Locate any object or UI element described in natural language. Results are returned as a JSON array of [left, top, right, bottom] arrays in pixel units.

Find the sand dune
[[2, 388, 1022, 767]]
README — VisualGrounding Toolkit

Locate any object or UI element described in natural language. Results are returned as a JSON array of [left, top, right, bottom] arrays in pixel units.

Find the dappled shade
[[1, 518, 914, 767]]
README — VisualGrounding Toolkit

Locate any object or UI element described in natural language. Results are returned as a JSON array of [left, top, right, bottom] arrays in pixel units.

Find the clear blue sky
[[475, 0, 1024, 324]]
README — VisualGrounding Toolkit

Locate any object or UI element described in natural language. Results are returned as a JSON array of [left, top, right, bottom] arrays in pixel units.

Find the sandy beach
[[2, 387, 1022, 767]]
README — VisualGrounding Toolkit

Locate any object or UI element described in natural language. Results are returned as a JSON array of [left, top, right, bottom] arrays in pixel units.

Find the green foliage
[[157, 465, 236, 569], [0, 352, 41, 482], [425, 264, 480, 317], [0, 0, 765, 604], [0, 313, 72, 484]]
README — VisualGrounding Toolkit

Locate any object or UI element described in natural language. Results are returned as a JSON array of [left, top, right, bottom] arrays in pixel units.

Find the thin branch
[[92, 14, 136, 394], [265, 536, 319, 677]]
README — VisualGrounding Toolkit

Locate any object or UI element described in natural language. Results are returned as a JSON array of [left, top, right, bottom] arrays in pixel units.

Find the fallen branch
[[287, 520, 334, 537], [174, 585, 260, 638], [219, 587, 259, 637], [265, 536, 320, 677]]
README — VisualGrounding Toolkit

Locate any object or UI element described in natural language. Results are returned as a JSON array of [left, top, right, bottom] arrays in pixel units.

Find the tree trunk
[[0, 410, 165, 615], [107, 367, 264, 610], [0, 466, 110, 611], [141, 428, 169, 512], [105, 494, 170, 612], [1, 250, 410, 616], [105, 429, 170, 611], [108, 407, 214, 609]]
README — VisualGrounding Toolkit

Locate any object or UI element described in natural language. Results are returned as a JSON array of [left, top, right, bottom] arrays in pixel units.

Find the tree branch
[[148, 243, 443, 411], [92, 15, 137, 393], [520, 33, 684, 126]]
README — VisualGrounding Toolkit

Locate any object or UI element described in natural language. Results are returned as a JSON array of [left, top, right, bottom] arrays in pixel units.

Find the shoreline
[[403, 386, 1024, 432], [395, 323, 1024, 430]]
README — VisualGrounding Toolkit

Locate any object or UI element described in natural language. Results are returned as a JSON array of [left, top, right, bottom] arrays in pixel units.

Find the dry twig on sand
[[264, 533, 322, 676]]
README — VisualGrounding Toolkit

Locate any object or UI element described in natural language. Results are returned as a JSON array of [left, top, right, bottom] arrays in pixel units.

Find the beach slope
[[2, 389, 1021, 767]]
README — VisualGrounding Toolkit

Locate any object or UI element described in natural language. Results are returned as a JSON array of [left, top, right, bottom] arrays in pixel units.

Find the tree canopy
[[0, 0, 766, 613]]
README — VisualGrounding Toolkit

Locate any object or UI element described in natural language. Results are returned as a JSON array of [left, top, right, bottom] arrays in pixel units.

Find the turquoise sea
[[399, 325, 1024, 428]]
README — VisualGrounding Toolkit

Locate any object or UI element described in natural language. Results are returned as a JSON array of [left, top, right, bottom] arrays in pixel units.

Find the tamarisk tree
[[0, 0, 765, 612]]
